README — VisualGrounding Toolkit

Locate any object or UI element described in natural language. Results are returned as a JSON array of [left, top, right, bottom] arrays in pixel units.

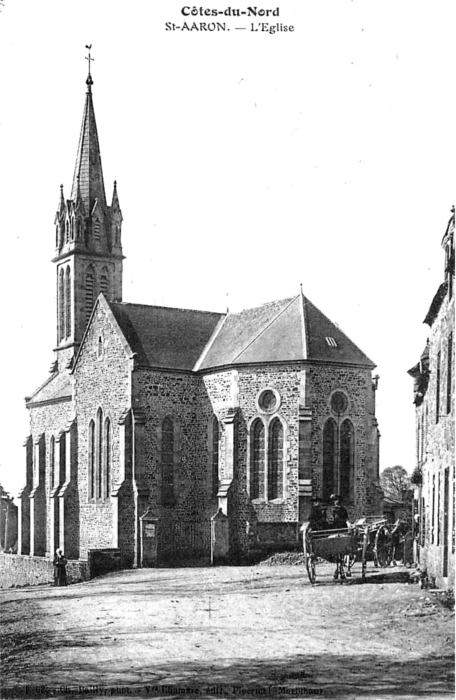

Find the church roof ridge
[[110, 300, 226, 317]]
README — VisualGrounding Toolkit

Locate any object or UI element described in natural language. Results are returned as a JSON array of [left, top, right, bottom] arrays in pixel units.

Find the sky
[[0, 0, 454, 499]]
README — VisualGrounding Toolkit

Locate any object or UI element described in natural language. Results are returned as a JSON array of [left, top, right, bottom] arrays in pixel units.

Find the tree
[[380, 466, 411, 501]]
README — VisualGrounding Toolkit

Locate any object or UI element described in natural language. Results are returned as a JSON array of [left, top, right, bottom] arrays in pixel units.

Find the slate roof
[[200, 293, 374, 369], [27, 372, 72, 405], [107, 293, 375, 372], [108, 302, 225, 371], [423, 282, 448, 326]]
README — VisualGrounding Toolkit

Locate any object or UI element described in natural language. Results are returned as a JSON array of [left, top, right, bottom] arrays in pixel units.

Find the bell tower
[[52, 51, 124, 370]]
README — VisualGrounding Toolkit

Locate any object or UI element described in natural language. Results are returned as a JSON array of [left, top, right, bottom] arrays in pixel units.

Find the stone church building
[[17, 69, 381, 568]]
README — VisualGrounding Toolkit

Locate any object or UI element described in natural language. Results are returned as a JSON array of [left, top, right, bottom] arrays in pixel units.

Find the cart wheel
[[374, 525, 392, 568], [303, 527, 316, 584]]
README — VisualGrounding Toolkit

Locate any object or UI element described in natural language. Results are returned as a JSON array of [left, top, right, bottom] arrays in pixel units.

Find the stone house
[[408, 207, 455, 589], [17, 68, 382, 568]]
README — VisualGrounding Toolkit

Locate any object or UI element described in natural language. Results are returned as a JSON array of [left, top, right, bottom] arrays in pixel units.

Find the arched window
[[100, 267, 109, 298], [96, 408, 103, 500], [323, 419, 337, 502], [59, 433, 66, 486], [49, 436, 55, 490], [268, 418, 284, 500], [104, 417, 111, 499], [88, 420, 95, 500], [65, 266, 71, 339], [85, 266, 94, 322], [162, 417, 174, 506], [58, 269, 65, 342], [211, 416, 220, 498], [340, 420, 354, 503], [65, 220, 70, 244], [250, 419, 265, 500]]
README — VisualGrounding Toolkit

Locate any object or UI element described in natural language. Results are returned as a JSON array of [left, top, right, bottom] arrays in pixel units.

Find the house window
[[322, 419, 337, 502], [447, 333, 453, 414], [250, 418, 265, 500], [161, 417, 175, 506], [211, 416, 220, 498], [340, 420, 354, 503], [88, 420, 95, 500], [436, 351, 441, 423], [268, 418, 283, 500]]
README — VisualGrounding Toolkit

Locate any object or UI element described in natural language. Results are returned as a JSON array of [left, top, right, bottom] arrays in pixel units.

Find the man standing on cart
[[330, 494, 349, 529]]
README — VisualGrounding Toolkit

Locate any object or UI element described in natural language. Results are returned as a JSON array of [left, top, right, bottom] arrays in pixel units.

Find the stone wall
[[133, 361, 379, 562], [418, 286, 455, 589], [0, 553, 89, 589], [74, 301, 132, 560], [135, 369, 214, 564], [28, 397, 74, 557], [308, 363, 378, 518]]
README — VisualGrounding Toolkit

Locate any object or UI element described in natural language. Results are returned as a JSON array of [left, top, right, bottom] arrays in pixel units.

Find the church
[[17, 66, 382, 569]]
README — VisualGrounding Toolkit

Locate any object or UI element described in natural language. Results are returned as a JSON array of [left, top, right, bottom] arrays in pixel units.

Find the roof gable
[[108, 302, 225, 371]]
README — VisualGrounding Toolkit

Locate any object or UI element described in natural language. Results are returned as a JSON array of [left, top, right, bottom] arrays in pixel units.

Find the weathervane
[[85, 44, 94, 87]]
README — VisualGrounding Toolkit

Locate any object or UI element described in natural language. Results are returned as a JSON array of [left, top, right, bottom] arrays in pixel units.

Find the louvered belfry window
[[85, 267, 94, 321]]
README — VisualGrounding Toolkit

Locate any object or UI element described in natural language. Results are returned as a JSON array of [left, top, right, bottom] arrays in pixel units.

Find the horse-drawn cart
[[302, 515, 393, 584], [303, 526, 359, 584]]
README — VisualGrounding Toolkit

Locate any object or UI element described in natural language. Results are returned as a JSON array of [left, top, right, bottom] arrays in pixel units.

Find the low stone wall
[[0, 553, 90, 589]]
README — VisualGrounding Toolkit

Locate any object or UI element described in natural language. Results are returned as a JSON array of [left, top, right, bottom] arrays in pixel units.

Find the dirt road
[[0, 563, 454, 699]]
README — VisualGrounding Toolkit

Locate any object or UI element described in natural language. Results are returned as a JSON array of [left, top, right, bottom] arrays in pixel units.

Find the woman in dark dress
[[53, 549, 68, 586]]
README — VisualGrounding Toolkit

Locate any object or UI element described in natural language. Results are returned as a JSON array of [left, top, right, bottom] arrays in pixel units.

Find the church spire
[[52, 50, 124, 367], [70, 47, 106, 213]]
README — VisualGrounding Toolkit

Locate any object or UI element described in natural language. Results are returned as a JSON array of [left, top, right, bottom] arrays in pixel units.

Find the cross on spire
[[85, 45, 94, 89]]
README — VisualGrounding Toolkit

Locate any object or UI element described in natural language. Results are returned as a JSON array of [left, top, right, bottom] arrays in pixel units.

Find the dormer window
[[325, 337, 337, 347]]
